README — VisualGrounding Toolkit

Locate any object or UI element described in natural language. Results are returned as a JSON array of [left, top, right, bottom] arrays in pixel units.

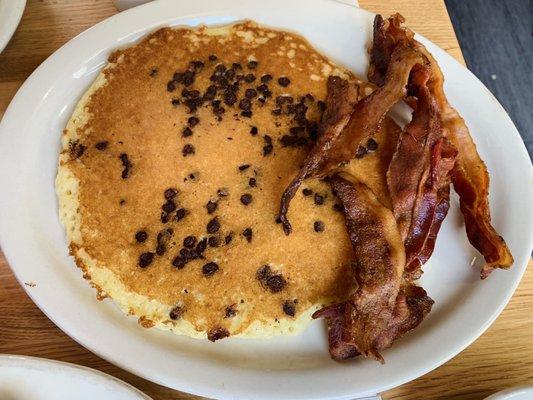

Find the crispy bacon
[[386, 65, 458, 279], [313, 278, 434, 361], [374, 283, 434, 350], [370, 13, 513, 277], [278, 46, 427, 234], [324, 174, 406, 362]]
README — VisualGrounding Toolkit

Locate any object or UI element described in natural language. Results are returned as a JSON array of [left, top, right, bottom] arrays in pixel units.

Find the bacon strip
[[370, 14, 513, 277], [386, 65, 457, 279], [323, 174, 405, 362], [278, 46, 426, 234]]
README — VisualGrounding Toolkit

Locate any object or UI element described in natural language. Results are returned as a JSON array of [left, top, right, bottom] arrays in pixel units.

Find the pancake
[[56, 21, 400, 339]]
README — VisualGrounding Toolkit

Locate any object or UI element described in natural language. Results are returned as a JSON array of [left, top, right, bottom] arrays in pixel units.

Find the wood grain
[[0, 1, 531, 399]]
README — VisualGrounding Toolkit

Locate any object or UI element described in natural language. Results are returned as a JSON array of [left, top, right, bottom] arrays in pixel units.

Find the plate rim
[[0, 354, 152, 399], [0, 0, 26, 53], [0, 0, 532, 399]]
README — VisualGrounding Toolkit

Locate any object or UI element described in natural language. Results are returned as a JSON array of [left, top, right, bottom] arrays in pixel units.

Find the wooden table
[[0, 1, 531, 399]]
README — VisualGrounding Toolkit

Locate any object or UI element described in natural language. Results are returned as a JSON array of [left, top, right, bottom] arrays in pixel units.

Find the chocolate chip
[[250, 126, 258, 136], [162, 200, 176, 213], [247, 60, 258, 69], [275, 95, 293, 106], [224, 232, 233, 244], [206, 200, 218, 214], [367, 138, 378, 151], [224, 91, 237, 105], [264, 135, 273, 145], [355, 146, 368, 159], [217, 188, 229, 197], [212, 103, 225, 119], [225, 305, 237, 318], [161, 212, 170, 223], [182, 127, 193, 137], [195, 237, 207, 254], [266, 274, 286, 293], [282, 300, 296, 317], [156, 228, 173, 249], [138, 252, 155, 268], [189, 60, 204, 71], [95, 141, 108, 150], [182, 70, 195, 86], [173, 72, 184, 83], [207, 327, 229, 342], [183, 235, 197, 248], [119, 153, 132, 179], [242, 228, 253, 242], [245, 88, 257, 99], [278, 76, 290, 87], [256, 265, 272, 281], [207, 217, 220, 234], [184, 98, 202, 113], [240, 110, 252, 118], [262, 144, 273, 156], [202, 262, 219, 276], [169, 306, 184, 320], [156, 243, 166, 256], [240, 193, 253, 205], [175, 208, 187, 221], [239, 98, 252, 111], [182, 88, 200, 98], [302, 188, 313, 196], [167, 81, 176, 92], [119, 199, 126, 206], [164, 188, 178, 200], [208, 54, 218, 61], [317, 100, 326, 112], [214, 64, 226, 73], [224, 68, 236, 80], [248, 177, 257, 187], [314, 193, 325, 205], [135, 231, 148, 243], [149, 68, 158, 77], [171, 98, 180, 106], [172, 255, 187, 269], [307, 121, 319, 141], [238, 164, 250, 171], [203, 85, 217, 101], [232, 62, 243, 70], [182, 144, 195, 156], [258, 97, 266, 104], [188, 116, 200, 127], [261, 74, 272, 83], [333, 203, 344, 213], [280, 135, 307, 147], [208, 236, 220, 247], [305, 93, 315, 102], [244, 73, 256, 83], [314, 220, 325, 232]]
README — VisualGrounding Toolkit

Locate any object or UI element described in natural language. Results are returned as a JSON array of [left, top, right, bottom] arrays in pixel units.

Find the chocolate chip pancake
[[56, 21, 400, 339]]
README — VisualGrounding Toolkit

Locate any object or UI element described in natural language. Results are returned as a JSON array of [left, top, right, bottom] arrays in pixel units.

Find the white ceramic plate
[[0, 0, 26, 53], [0, 355, 150, 400], [0, 1, 531, 399], [485, 386, 533, 400]]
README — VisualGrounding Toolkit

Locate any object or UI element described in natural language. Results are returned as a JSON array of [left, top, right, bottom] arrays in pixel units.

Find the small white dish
[[485, 386, 533, 400], [0, 354, 151, 400], [0, 0, 531, 399], [0, 0, 26, 53]]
